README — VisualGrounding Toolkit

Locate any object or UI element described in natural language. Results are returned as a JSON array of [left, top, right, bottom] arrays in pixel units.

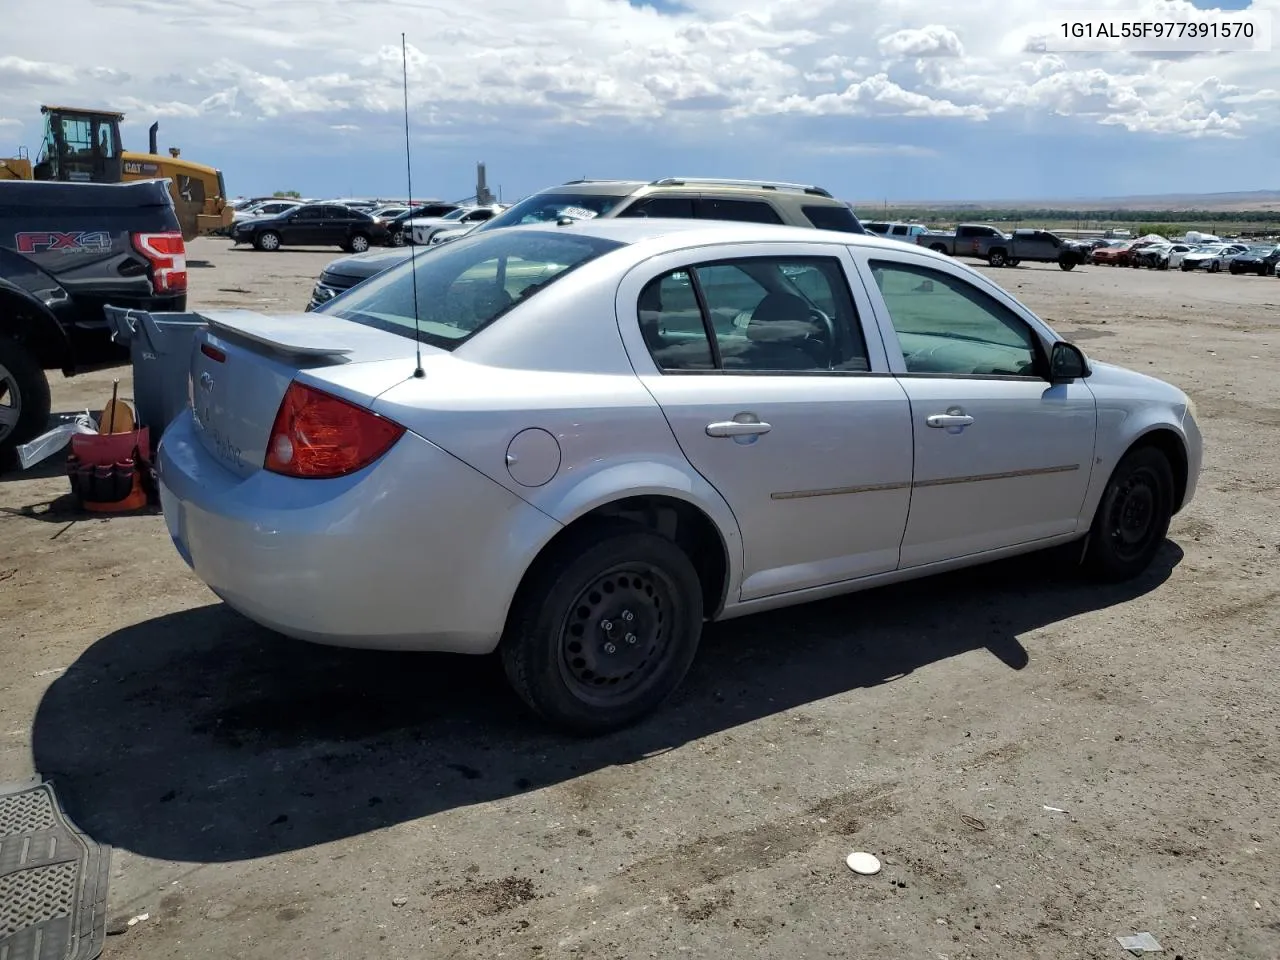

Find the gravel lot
[[2, 238, 1278, 960]]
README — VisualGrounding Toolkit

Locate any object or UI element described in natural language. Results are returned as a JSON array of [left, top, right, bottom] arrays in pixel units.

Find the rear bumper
[[157, 410, 562, 653]]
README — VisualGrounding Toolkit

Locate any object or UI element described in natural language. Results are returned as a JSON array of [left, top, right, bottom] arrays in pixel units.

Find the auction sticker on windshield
[[559, 207, 599, 221]]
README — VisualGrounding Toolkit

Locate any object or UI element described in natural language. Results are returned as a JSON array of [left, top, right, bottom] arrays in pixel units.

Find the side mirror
[[1050, 341, 1089, 383]]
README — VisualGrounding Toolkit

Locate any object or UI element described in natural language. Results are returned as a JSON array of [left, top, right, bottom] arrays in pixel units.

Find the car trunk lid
[[189, 309, 426, 478]]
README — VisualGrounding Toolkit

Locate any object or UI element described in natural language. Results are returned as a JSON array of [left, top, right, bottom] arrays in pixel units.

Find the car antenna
[[401, 32, 425, 379]]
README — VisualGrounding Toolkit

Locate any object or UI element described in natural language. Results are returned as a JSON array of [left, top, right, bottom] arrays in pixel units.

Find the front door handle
[[926, 413, 975, 428], [706, 419, 772, 438]]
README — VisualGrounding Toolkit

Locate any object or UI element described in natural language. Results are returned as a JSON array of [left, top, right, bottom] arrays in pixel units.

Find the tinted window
[[320, 205, 349, 219], [696, 198, 784, 224], [865, 222, 891, 235], [638, 257, 868, 374], [868, 260, 1039, 377], [321, 231, 623, 350], [296, 207, 323, 220], [617, 196, 698, 218], [802, 204, 864, 233]]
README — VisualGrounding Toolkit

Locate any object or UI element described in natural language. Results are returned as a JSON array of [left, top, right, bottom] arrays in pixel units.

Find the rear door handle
[[706, 420, 772, 438], [926, 413, 974, 428]]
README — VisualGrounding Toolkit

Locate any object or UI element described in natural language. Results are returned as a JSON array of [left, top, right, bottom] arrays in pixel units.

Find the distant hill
[[851, 190, 1280, 213]]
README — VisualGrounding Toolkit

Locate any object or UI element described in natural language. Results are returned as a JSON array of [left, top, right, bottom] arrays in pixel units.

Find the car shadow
[[32, 542, 1182, 863]]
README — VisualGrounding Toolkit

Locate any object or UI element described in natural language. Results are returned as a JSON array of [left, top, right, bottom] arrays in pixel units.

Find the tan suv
[[430, 177, 866, 243]]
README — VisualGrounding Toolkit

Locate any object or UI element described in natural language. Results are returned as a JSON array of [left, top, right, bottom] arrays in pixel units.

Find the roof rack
[[560, 178, 639, 185], [650, 177, 834, 198]]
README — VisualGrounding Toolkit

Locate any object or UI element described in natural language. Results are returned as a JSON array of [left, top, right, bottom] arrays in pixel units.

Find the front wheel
[[346, 233, 370, 254], [254, 231, 281, 252], [1058, 256, 1076, 272], [1082, 445, 1175, 582], [1210, 261, 1221, 273], [390, 231, 406, 247], [988, 250, 1008, 267], [0, 336, 53, 461], [501, 523, 704, 735]]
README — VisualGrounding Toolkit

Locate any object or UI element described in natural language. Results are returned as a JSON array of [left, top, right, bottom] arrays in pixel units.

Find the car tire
[[1008, 258, 1021, 267], [1181, 264, 1192, 272], [255, 231, 281, 252], [347, 233, 370, 254], [1058, 255, 1076, 272], [500, 521, 704, 735], [1082, 444, 1175, 583], [0, 335, 53, 461], [1210, 261, 1221, 273], [988, 249, 1007, 267], [929, 243, 948, 254], [390, 231, 405, 247]]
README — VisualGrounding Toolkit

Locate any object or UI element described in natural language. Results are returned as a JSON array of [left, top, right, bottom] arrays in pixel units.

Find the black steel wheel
[[501, 522, 704, 734], [1083, 445, 1175, 582], [0, 336, 51, 461]]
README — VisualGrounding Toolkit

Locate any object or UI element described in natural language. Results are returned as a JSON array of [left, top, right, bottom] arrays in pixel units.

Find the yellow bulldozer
[[0, 105, 233, 241]]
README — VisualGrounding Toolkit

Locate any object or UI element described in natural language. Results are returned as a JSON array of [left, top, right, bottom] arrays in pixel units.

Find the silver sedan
[[157, 220, 1202, 733]]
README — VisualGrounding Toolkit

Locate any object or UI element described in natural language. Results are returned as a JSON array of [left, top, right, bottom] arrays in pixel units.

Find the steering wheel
[[804, 307, 838, 367]]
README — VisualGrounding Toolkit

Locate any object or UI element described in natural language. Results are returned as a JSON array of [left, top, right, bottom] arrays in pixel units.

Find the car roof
[[492, 217, 934, 257]]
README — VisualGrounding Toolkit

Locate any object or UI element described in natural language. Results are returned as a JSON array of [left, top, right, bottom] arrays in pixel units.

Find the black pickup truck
[[0, 179, 187, 457]]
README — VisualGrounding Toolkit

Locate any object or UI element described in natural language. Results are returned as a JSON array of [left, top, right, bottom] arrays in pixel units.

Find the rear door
[[852, 247, 1097, 567], [616, 241, 914, 601]]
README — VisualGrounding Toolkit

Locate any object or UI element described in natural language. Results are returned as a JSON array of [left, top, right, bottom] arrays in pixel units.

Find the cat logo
[[124, 160, 160, 175]]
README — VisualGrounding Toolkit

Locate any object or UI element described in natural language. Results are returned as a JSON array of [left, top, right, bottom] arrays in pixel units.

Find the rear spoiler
[[202, 309, 356, 357]]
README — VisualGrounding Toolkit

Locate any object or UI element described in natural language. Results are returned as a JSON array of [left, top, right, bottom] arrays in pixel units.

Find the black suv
[[231, 203, 389, 253]]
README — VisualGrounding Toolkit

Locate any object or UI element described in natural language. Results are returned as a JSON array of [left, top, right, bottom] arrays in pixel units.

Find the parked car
[[230, 202, 390, 252], [863, 222, 928, 243], [915, 223, 1007, 257], [231, 198, 304, 224], [1227, 244, 1280, 276], [974, 229, 1091, 270], [1181, 243, 1249, 272], [0, 179, 186, 458], [160, 220, 1201, 733], [1133, 242, 1192, 270], [1091, 240, 1138, 267], [386, 202, 461, 246], [1167, 245, 1198, 270], [308, 176, 868, 308], [408, 204, 506, 245]]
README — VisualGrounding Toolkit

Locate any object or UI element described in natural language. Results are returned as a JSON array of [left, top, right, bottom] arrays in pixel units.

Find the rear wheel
[[255, 231, 281, 252], [390, 231, 406, 247], [1008, 258, 1021, 267], [347, 233, 370, 253], [1082, 445, 1174, 582], [0, 336, 52, 462], [988, 249, 1008, 267], [501, 522, 704, 735]]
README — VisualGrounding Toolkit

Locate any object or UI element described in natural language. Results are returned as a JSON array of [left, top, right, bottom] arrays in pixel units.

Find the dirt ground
[[2, 237, 1278, 960]]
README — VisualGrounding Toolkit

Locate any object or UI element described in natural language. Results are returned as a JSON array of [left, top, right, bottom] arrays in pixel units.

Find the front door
[[855, 251, 1098, 568], [616, 243, 914, 601]]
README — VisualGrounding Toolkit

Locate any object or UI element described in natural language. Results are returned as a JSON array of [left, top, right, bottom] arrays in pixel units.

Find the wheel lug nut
[[600, 619, 613, 632], [603, 642, 617, 654], [625, 633, 637, 645], [621, 610, 634, 621]]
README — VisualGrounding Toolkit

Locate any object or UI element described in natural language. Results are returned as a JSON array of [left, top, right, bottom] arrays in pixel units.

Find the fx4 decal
[[14, 231, 112, 255]]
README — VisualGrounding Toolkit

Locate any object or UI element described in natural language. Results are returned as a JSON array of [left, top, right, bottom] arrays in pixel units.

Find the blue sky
[[2, 0, 1276, 204]]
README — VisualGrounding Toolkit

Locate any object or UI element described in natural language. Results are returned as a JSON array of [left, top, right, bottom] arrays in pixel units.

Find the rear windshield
[[801, 204, 865, 233], [318, 230, 624, 350], [472, 191, 630, 233]]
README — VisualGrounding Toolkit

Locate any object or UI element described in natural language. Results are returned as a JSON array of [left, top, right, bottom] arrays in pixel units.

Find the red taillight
[[200, 343, 225, 362], [132, 230, 188, 294], [264, 381, 405, 479]]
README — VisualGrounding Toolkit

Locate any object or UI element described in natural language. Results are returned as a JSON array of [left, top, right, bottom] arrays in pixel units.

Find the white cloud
[[878, 25, 965, 58], [0, 0, 1274, 153], [0, 118, 20, 127], [806, 143, 940, 157]]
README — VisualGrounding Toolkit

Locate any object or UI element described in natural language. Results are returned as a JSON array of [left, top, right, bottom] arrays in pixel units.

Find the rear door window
[[696, 198, 784, 224], [617, 196, 698, 218]]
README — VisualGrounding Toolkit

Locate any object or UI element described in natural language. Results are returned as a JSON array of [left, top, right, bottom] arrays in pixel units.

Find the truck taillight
[[132, 231, 187, 294], [264, 381, 405, 479]]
